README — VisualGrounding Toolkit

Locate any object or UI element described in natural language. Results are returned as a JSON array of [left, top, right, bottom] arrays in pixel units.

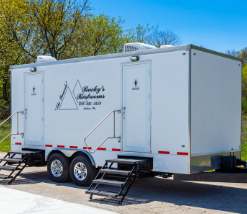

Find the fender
[[46, 149, 95, 166]]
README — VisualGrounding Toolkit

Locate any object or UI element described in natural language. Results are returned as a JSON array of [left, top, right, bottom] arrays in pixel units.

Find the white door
[[24, 73, 44, 146], [123, 63, 151, 152]]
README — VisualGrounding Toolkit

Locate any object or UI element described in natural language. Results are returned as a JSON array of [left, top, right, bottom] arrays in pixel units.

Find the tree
[[242, 64, 247, 111], [0, 0, 91, 118], [225, 49, 237, 57], [124, 24, 181, 47], [146, 26, 181, 47], [21, 0, 90, 60], [124, 24, 152, 43], [84, 14, 126, 56], [0, 0, 32, 104], [237, 47, 247, 66], [67, 14, 126, 57]]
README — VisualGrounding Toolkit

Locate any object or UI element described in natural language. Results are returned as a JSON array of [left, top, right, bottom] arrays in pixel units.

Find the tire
[[47, 153, 70, 183], [70, 155, 96, 186]]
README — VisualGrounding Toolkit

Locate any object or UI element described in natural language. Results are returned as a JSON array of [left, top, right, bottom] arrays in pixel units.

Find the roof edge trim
[[190, 45, 241, 62]]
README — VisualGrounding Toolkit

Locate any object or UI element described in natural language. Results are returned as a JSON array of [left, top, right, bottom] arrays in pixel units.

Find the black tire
[[47, 153, 70, 183], [70, 155, 96, 186]]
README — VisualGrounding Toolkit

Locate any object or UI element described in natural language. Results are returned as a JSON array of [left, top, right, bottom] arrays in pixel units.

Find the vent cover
[[125, 45, 139, 52], [124, 43, 157, 52], [36, 55, 57, 63]]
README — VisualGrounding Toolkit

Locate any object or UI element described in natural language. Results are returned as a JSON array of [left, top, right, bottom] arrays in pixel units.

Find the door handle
[[123, 111, 126, 119], [123, 107, 126, 119]]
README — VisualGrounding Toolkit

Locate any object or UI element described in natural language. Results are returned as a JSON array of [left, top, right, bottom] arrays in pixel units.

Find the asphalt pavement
[[0, 152, 247, 214]]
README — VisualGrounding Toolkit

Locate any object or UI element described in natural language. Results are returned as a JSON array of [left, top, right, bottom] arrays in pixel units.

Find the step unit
[[86, 158, 152, 204], [0, 150, 43, 184]]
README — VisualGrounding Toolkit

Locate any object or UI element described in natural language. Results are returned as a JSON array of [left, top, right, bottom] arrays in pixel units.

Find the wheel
[[70, 155, 96, 186], [47, 153, 70, 183]]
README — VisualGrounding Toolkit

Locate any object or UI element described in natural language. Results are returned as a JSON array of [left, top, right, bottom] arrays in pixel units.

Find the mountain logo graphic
[[59, 86, 78, 110], [73, 79, 87, 103]]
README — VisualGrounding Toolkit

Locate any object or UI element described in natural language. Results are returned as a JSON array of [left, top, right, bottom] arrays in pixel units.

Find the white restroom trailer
[[9, 44, 242, 184]]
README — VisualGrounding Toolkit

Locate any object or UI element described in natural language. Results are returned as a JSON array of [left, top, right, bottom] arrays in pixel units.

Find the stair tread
[[0, 165, 16, 171], [8, 151, 40, 155], [1, 158, 22, 163], [106, 158, 148, 164], [0, 174, 10, 179], [86, 190, 120, 198], [93, 179, 125, 187], [100, 169, 131, 176]]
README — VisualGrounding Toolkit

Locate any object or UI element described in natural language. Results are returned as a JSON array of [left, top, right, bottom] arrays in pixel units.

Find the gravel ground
[[0, 152, 247, 214]]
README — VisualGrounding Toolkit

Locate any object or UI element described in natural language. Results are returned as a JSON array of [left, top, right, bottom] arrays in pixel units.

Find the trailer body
[[10, 44, 242, 174]]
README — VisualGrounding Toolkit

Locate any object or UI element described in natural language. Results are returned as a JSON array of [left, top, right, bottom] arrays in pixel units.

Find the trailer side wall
[[190, 49, 241, 173]]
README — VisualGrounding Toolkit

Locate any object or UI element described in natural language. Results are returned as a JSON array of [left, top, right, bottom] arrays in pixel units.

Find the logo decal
[[55, 80, 105, 110]]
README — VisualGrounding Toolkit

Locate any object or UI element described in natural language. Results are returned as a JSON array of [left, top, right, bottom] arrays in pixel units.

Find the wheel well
[[70, 151, 92, 164], [46, 150, 65, 162], [46, 150, 95, 166]]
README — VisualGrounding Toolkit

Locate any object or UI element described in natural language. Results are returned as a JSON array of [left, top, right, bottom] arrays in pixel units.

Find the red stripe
[[15, 142, 21, 145], [57, 145, 65, 148], [177, 152, 188, 155], [158, 151, 170, 154], [112, 148, 121, 151], [83, 147, 92, 150], [70, 146, 78, 149], [45, 145, 52, 147], [97, 148, 106, 151]]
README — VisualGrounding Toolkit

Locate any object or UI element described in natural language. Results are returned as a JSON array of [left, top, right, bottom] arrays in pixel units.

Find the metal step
[[0, 174, 10, 179], [0, 165, 16, 171], [86, 190, 120, 198], [1, 158, 22, 163], [8, 151, 40, 155], [100, 169, 131, 176], [92, 179, 125, 187], [106, 159, 148, 164]]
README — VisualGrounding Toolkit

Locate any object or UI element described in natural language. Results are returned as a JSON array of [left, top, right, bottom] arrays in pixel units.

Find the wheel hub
[[51, 159, 63, 177], [74, 162, 87, 181]]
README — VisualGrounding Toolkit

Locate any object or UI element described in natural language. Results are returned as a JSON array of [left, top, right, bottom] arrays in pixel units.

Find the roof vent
[[124, 43, 157, 52], [36, 55, 57, 63], [160, 45, 174, 48]]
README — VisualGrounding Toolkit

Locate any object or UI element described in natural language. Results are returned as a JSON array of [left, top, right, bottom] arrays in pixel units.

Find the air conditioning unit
[[37, 55, 57, 63], [124, 43, 157, 52], [160, 45, 174, 48]]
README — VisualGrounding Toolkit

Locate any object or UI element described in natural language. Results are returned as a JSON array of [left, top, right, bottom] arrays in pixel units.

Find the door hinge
[[42, 137, 43, 140], [42, 79, 43, 83], [42, 117, 43, 121], [42, 98, 44, 102]]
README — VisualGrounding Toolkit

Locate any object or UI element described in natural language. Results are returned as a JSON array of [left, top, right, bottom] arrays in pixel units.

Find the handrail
[[84, 110, 121, 154], [0, 111, 24, 144]]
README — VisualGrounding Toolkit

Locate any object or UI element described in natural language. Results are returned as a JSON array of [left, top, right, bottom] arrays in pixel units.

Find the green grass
[[0, 120, 11, 152]]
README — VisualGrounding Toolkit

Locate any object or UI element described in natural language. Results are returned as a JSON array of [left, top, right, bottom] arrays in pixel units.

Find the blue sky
[[91, 0, 247, 53]]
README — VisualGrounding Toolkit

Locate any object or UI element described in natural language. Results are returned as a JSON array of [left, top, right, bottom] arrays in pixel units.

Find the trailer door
[[24, 73, 43, 146], [122, 62, 151, 153]]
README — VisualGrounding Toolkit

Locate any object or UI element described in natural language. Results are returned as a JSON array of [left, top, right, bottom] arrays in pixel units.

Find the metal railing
[[0, 111, 24, 144], [84, 110, 121, 154]]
